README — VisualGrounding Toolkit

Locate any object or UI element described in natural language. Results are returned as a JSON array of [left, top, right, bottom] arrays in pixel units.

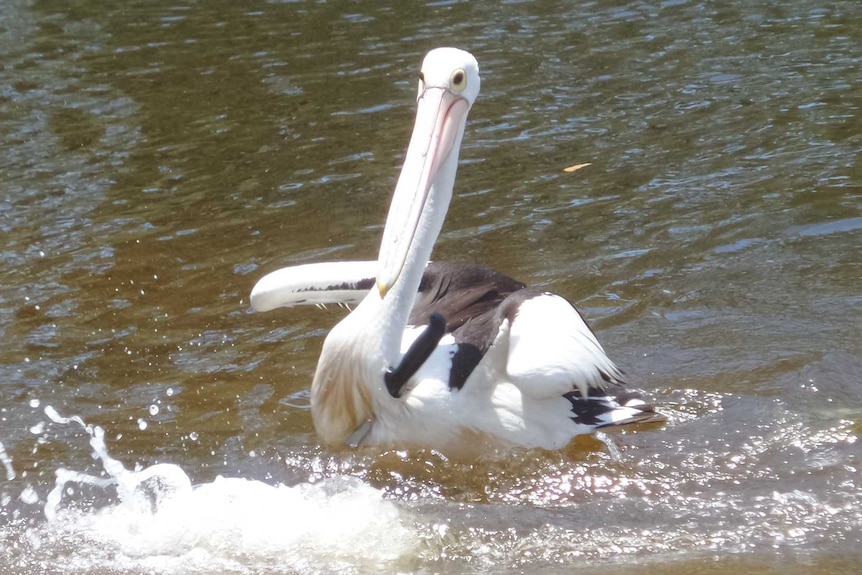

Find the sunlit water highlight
[[2, 389, 860, 573]]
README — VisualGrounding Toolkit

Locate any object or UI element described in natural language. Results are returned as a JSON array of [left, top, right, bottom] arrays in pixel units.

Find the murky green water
[[1, 0, 860, 573]]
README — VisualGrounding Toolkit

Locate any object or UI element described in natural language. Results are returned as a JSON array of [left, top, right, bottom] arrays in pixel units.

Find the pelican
[[251, 48, 663, 450]]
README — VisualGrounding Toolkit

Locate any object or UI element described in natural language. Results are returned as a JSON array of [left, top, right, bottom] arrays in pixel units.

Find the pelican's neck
[[376, 142, 463, 368]]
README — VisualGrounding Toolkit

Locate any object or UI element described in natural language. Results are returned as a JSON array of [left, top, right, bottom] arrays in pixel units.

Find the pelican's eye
[[450, 68, 467, 93]]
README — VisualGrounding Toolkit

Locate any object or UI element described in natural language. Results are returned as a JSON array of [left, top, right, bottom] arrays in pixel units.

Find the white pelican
[[251, 48, 663, 450]]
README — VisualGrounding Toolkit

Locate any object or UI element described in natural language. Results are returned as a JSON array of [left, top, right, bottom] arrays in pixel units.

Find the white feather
[[354, 313, 622, 451], [506, 293, 621, 399]]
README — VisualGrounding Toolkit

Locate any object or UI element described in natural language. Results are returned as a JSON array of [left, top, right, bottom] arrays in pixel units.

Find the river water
[[1, 0, 860, 573]]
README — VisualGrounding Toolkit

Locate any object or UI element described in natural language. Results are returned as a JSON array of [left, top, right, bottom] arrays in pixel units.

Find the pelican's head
[[416, 47, 481, 109], [376, 48, 481, 298]]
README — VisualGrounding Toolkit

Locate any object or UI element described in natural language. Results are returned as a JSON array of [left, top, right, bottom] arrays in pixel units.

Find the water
[[1, 0, 860, 573]]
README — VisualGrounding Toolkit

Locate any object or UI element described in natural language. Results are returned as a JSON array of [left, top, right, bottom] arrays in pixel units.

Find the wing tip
[[598, 408, 667, 429], [565, 391, 666, 429]]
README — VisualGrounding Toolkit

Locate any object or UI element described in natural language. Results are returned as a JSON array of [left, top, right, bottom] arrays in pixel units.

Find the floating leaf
[[563, 163, 592, 173]]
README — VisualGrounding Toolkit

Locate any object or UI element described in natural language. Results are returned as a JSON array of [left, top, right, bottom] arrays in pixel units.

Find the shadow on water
[[1, 0, 861, 573]]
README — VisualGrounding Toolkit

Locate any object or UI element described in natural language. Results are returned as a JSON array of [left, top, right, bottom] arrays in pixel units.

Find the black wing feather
[[409, 262, 526, 389]]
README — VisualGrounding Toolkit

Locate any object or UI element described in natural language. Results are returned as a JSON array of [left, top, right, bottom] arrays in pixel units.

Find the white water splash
[[0, 440, 15, 480], [6, 406, 415, 574]]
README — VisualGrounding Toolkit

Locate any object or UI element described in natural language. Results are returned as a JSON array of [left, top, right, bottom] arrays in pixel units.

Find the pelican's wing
[[250, 261, 377, 311], [503, 291, 662, 427], [503, 291, 623, 400], [407, 262, 526, 390]]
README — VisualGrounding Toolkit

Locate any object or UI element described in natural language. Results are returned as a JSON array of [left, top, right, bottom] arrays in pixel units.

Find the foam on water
[[2, 407, 414, 574]]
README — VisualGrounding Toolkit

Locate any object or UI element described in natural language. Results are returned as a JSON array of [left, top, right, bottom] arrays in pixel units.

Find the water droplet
[[149, 404, 159, 416], [137, 419, 148, 430], [29, 399, 40, 408], [19, 485, 39, 504]]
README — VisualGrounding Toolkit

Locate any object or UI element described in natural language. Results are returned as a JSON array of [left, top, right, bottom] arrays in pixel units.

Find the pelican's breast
[[310, 323, 376, 446]]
